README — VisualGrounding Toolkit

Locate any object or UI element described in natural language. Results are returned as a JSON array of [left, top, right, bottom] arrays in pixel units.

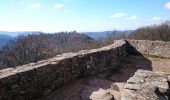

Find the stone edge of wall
[[0, 40, 127, 100], [126, 39, 170, 58], [0, 40, 126, 79]]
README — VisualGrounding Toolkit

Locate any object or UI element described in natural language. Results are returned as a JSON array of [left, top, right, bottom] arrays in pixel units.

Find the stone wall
[[126, 40, 170, 58], [0, 40, 127, 100]]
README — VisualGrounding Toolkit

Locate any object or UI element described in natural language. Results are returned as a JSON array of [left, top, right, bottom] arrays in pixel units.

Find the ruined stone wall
[[122, 70, 170, 100], [0, 40, 127, 100], [127, 40, 170, 58]]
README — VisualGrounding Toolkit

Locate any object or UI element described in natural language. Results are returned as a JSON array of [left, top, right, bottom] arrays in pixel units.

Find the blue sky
[[0, 0, 170, 32]]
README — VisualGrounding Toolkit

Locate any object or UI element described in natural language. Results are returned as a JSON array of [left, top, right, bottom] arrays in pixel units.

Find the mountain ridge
[[0, 34, 13, 48]]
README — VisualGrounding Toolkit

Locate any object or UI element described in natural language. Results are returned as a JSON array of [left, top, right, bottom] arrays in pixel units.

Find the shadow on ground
[[46, 43, 154, 100], [110, 55, 152, 82], [45, 54, 153, 100]]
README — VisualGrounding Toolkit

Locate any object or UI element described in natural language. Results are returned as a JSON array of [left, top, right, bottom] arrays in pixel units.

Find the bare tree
[[0, 32, 103, 69], [0, 33, 56, 68], [129, 22, 170, 41]]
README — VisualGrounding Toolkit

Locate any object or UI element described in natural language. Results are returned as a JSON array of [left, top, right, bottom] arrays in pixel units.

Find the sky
[[0, 0, 170, 32]]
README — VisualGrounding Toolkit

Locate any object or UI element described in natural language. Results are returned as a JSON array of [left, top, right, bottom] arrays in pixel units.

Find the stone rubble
[[89, 88, 114, 100], [121, 69, 170, 100]]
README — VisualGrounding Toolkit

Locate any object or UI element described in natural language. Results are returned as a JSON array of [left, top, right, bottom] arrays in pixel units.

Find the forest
[[0, 22, 170, 69]]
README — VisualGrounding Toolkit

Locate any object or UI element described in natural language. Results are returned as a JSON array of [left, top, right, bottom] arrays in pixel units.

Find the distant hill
[[84, 31, 112, 39], [45, 32, 97, 53], [0, 32, 104, 68], [0, 31, 19, 37], [0, 30, 133, 49], [0, 34, 13, 48], [0, 30, 134, 40], [0, 31, 41, 37], [84, 30, 134, 40], [0, 31, 44, 48]]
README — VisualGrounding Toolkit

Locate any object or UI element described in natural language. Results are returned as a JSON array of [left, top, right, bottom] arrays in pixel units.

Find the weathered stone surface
[[0, 39, 170, 100], [122, 70, 170, 100], [168, 75, 170, 81], [0, 40, 127, 100], [127, 40, 170, 58], [124, 83, 141, 90], [89, 88, 113, 100]]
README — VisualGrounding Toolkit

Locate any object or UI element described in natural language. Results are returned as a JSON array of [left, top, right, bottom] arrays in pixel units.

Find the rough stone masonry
[[127, 39, 170, 58], [122, 70, 170, 100], [0, 40, 127, 100], [0, 39, 170, 100]]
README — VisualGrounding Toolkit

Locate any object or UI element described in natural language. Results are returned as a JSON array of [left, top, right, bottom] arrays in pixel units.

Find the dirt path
[[147, 56, 170, 73], [46, 55, 170, 100]]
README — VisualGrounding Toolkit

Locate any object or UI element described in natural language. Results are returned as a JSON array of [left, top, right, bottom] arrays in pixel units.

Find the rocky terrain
[[0, 40, 170, 100], [122, 70, 170, 100], [46, 55, 170, 100]]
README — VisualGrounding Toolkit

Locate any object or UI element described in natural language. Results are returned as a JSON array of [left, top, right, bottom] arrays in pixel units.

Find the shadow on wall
[[109, 40, 153, 82], [81, 41, 153, 100], [125, 40, 143, 55], [46, 41, 153, 100]]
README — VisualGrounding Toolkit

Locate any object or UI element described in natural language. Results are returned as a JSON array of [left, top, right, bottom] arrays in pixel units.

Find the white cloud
[[152, 17, 170, 25], [54, 3, 64, 9], [152, 16, 163, 24], [110, 13, 126, 18], [28, 3, 41, 9], [165, 2, 170, 10], [127, 15, 137, 21], [153, 16, 161, 21]]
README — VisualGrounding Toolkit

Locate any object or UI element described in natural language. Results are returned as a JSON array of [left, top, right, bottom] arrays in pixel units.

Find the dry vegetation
[[0, 32, 104, 69], [0, 22, 170, 69]]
